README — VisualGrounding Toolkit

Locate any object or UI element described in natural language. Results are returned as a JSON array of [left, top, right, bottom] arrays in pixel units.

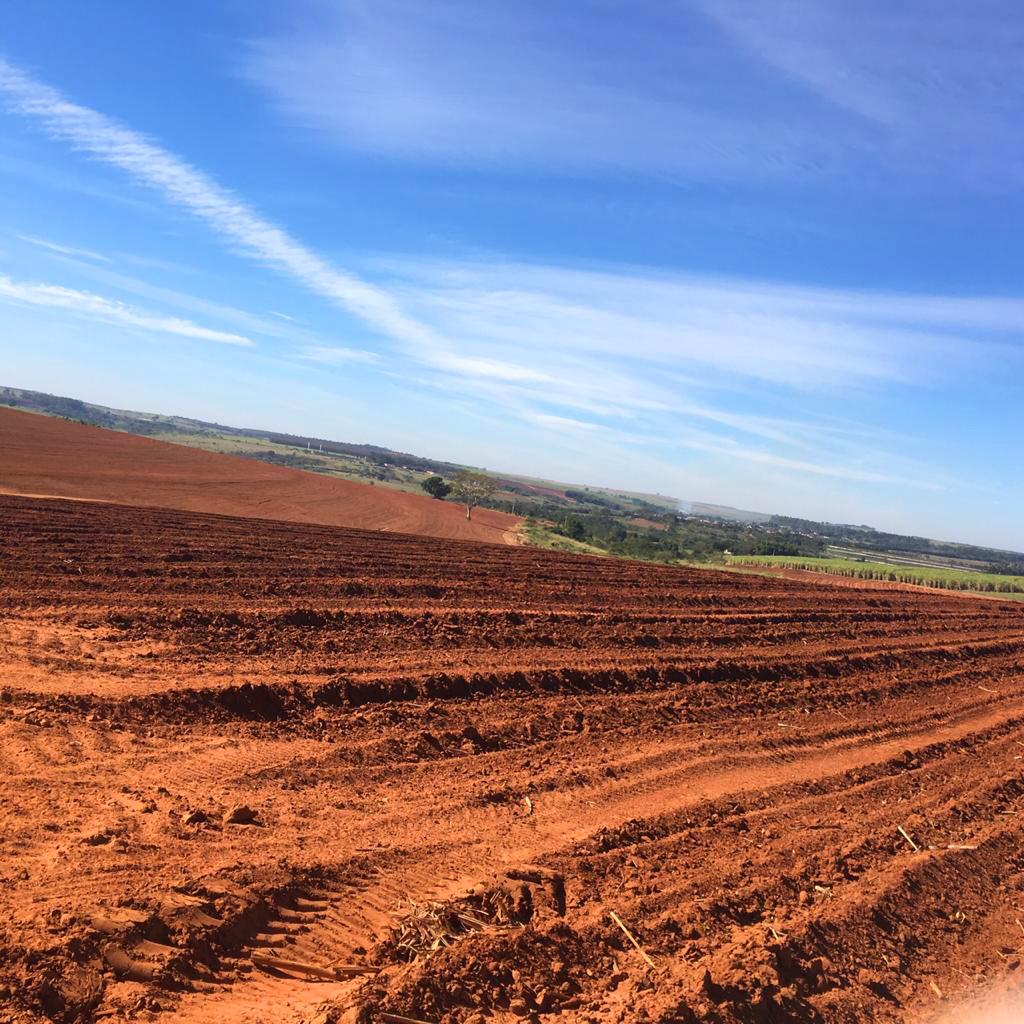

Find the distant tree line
[[546, 512, 825, 563], [770, 515, 1024, 575]]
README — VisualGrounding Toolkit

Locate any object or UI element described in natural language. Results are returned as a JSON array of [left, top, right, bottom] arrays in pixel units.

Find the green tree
[[561, 516, 587, 541], [451, 470, 497, 520], [420, 475, 451, 500]]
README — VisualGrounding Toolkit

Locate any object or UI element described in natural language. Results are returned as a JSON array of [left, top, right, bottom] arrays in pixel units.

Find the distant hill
[[0, 384, 678, 515], [0, 405, 520, 544], [677, 500, 772, 524], [4, 384, 1021, 569], [0, 385, 464, 476]]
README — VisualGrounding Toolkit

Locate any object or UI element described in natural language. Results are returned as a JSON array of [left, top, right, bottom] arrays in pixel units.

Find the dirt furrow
[[2, 494, 1023, 1024]]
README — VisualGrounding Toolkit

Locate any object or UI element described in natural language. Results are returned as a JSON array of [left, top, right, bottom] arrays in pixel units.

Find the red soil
[[3, 494, 1024, 1024], [0, 406, 519, 544], [630, 517, 669, 531]]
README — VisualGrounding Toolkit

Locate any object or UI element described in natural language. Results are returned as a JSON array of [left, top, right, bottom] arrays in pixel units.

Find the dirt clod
[[225, 805, 259, 825], [1, 492, 1023, 1024]]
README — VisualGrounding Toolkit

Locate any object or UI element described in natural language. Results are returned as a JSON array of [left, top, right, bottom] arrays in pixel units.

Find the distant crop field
[[150, 429, 432, 494], [727, 554, 1024, 597]]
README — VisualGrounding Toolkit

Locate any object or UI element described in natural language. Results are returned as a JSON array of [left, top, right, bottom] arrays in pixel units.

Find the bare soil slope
[[0, 406, 518, 543], [2, 495, 1024, 1024]]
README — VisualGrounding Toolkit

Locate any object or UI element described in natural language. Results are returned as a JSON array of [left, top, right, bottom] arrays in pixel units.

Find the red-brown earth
[[1, 494, 1024, 1024], [0, 407, 519, 544]]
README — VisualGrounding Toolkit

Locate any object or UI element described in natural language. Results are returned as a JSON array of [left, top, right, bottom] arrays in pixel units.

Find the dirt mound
[[1, 494, 1023, 1023], [0, 406, 519, 543]]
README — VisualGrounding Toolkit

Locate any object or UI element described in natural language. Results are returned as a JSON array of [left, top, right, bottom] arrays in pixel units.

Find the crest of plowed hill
[[0, 406, 520, 543]]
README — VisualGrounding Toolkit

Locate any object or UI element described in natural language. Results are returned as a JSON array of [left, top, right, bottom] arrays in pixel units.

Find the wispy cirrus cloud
[[241, 0, 831, 180], [241, 0, 1024, 187], [298, 345, 381, 366], [697, 0, 1024, 186], [425, 352, 554, 384], [0, 57, 1014, 496], [703, 1, 1024, 132], [678, 434, 937, 488], [407, 358, 947, 490], [371, 254, 1024, 489], [522, 411, 604, 433], [381, 255, 1019, 395], [0, 57, 438, 352], [15, 239, 331, 347], [16, 233, 111, 262], [0, 273, 253, 346]]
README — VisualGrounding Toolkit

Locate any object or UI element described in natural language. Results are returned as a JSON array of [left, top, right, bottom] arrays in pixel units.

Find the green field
[[726, 554, 1024, 598], [519, 519, 614, 557]]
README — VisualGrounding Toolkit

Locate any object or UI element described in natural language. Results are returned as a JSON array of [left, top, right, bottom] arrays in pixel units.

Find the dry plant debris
[[375, 882, 535, 965]]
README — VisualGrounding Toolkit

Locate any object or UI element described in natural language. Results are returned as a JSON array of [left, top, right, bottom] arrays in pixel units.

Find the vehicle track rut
[[2, 495, 1023, 1023]]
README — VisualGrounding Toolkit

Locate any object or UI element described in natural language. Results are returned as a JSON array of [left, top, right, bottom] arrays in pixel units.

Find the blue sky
[[1, 1, 1022, 549]]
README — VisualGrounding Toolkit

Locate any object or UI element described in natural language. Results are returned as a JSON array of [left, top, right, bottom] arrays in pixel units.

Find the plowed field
[[0, 406, 519, 544], [2, 494, 1024, 1024]]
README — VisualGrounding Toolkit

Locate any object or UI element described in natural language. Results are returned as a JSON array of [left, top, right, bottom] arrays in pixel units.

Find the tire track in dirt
[[167, 697, 1024, 1023], [2, 494, 1024, 1023]]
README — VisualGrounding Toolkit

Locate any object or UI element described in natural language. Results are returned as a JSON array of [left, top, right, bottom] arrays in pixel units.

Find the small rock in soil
[[226, 804, 259, 825]]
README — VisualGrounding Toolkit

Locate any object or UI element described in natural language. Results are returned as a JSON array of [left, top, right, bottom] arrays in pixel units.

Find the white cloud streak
[[242, 0, 1024, 187], [522, 411, 603, 433], [376, 254, 1024, 489], [0, 58, 439, 351], [298, 345, 381, 366], [0, 57, 1013, 496], [426, 352, 554, 384], [0, 273, 254, 346], [384, 256, 1019, 395], [16, 233, 111, 262], [34, 256, 318, 346], [701, 0, 1024, 183], [241, 1, 833, 180], [678, 435, 937, 488]]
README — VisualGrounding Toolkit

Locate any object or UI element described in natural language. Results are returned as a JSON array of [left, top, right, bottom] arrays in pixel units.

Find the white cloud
[[240, 1, 832, 179], [0, 273, 254, 346], [383, 256, 1017, 395], [678, 435, 939, 488], [701, 0, 1024, 182], [426, 352, 553, 383], [240, 0, 1024, 187], [522, 411, 603, 433], [0, 57, 1014, 499], [298, 345, 381, 365], [44, 259, 314, 344], [0, 57, 438, 352], [377, 254, 1020, 490], [16, 233, 111, 263]]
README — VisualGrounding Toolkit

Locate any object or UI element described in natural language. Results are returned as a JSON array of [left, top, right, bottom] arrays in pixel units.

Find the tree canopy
[[420, 475, 451, 499], [451, 470, 497, 520]]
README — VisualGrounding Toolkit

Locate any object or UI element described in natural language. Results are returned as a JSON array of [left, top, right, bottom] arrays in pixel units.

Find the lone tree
[[451, 470, 497, 520], [420, 475, 451, 500]]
